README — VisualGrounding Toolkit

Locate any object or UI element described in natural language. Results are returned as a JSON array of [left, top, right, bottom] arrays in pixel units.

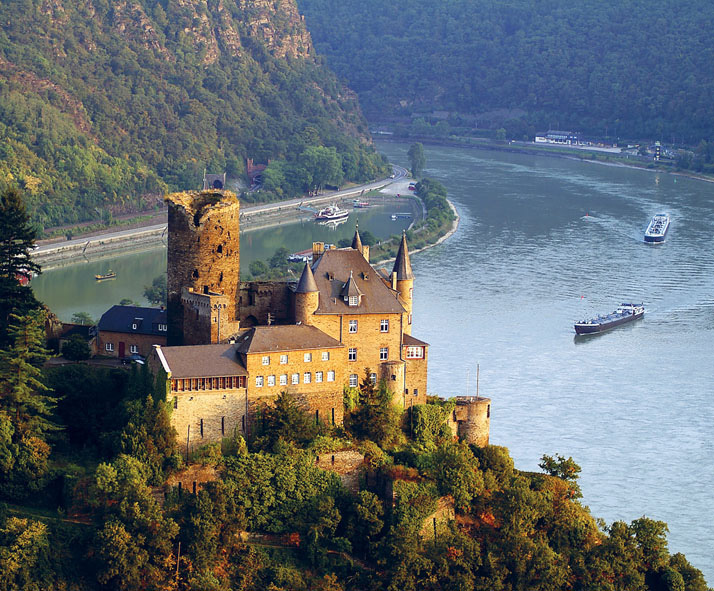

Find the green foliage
[[0, 2, 387, 227], [539, 453, 582, 498], [142, 275, 166, 306], [70, 311, 95, 326], [344, 371, 403, 448], [222, 450, 342, 534], [251, 391, 323, 451], [407, 143, 426, 178], [0, 415, 51, 500], [0, 188, 41, 345], [299, 0, 714, 143], [0, 311, 56, 439], [409, 400, 455, 448], [60, 334, 91, 361], [0, 517, 49, 591]]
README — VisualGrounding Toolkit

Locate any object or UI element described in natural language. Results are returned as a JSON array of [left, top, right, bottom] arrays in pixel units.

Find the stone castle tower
[[294, 262, 319, 325], [166, 190, 241, 345]]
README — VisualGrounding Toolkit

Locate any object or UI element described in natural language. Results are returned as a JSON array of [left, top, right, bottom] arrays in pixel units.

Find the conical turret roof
[[351, 224, 363, 251], [295, 261, 318, 293], [392, 232, 414, 280]]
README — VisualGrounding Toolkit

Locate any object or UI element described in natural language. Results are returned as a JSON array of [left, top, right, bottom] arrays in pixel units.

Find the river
[[33, 141, 714, 580]]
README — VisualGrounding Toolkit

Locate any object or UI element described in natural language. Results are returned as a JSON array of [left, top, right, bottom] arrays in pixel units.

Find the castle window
[[304, 352, 312, 362], [316, 371, 323, 383], [280, 354, 288, 364], [349, 320, 358, 333], [348, 348, 357, 361], [349, 374, 358, 388], [173, 396, 178, 409], [487, 404, 491, 418], [132, 323, 137, 330], [380, 319, 389, 332], [292, 373, 299, 385], [304, 372, 311, 384], [327, 370, 335, 382], [331, 408, 335, 425], [158, 324, 167, 332], [256, 376, 264, 387], [105, 343, 114, 352], [262, 355, 270, 365], [219, 377, 225, 389], [221, 416, 225, 435], [200, 419, 204, 438], [413, 388, 419, 397], [370, 372, 377, 385], [348, 296, 359, 307], [322, 351, 330, 361], [408, 314, 412, 325], [267, 375, 276, 387], [410, 288, 413, 299], [171, 380, 178, 391], [198, 378, 205, 390], [406, 346, 424, 359], [280, 374, 288, 386], [380, 347, 388, 361]]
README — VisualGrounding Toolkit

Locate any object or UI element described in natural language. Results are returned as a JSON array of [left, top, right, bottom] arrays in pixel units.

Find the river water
[[33, 142, 714, 580]]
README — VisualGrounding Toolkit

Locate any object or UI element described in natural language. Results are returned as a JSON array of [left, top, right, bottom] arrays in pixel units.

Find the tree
[[71, 312, 95, 326], [345, 370, 402, 447], [248, 260, 269, 278], [252, 391, 320, 449], [61, 334, 91, 361], [143, 275, 167, 306], [407, 143, 426, 178], [0, 517, 50, 590], [0, 188, 41, 347], [269, 247, 291, 271], [539, 454, 582, 498], [0, 311, 56, 438]]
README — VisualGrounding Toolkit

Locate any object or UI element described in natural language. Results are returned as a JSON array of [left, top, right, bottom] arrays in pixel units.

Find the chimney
[[391, 271, 397, 290], [312, 241, 325, 261]]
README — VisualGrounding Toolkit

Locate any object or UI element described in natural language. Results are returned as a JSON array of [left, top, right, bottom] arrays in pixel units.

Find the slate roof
[[351, 226, 363, 251], [158, 344, 247, 378], [403, 334, 429, 347], [295, 261, 318, 293], [311, 248, 405, 315], [392, 232, 414, 280], [98, 305, 167, 336], [235, 324, 343, 354]]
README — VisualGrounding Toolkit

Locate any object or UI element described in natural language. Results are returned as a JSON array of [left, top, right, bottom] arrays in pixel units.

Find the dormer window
[[348, 295, 359, 307]]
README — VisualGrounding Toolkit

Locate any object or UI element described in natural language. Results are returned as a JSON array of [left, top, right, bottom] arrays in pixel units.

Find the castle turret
[[294, 262, 319, 325], [351, 224, 369, 262], [166, 190, 241, 345], [392, 232, 414, 334]]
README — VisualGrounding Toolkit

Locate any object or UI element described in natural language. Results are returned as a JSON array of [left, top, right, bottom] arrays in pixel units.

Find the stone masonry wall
[[166, 190, 241, 345], [238, 281, 292, 326]]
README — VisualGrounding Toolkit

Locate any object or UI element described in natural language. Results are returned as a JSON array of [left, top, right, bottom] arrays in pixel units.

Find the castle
[[148, 189, 435, 449]]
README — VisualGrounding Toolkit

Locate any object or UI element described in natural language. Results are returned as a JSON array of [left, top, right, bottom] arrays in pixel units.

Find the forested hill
[[0, 0, 379, 228], [297, 0, 714, 144]]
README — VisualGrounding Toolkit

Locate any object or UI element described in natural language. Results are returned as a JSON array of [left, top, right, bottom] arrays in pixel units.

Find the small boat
[[95, 270, 117, 281], [352, 199, 370, 208], [391, 212, 412, 220], [644, 213, 670, 243], [574, 303, 644, 335], [314, 205, 349, 222], [287, 249, 312, 263]]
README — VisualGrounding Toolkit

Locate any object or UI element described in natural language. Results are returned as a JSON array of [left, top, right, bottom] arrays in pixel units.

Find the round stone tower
[[455, 396, 491, 447], [166, 190, 241, 345], [294, 262, 319, 325], [392, 232, 414, 335]]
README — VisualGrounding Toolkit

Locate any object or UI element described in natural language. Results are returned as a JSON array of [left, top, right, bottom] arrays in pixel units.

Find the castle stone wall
[[238, 281, 292, 326], [166, 190, 241, 345]]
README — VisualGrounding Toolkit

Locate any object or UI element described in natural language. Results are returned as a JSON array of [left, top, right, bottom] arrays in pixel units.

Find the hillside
[[0, 0, 383, 228], [298, 0, 714, 144]]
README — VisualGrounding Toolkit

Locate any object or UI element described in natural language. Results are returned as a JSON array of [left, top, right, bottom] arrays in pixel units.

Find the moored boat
[[95, 270, 117, 280], [644, 213, 670, 243], [574, 303, 644, 335], [352, 199, 370, 208], [314, 204, 349, 222]]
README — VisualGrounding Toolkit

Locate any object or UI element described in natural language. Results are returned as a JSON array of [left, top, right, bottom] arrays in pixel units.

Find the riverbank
[[381, 135, 714, 184]]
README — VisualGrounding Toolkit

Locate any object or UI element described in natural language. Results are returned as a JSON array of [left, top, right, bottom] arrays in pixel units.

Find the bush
[[61, 334, 91, 361]]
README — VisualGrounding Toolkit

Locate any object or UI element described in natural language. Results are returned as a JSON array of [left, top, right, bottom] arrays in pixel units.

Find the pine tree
[[0, 310, 56, 438], [0, 188, 41, 347]]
